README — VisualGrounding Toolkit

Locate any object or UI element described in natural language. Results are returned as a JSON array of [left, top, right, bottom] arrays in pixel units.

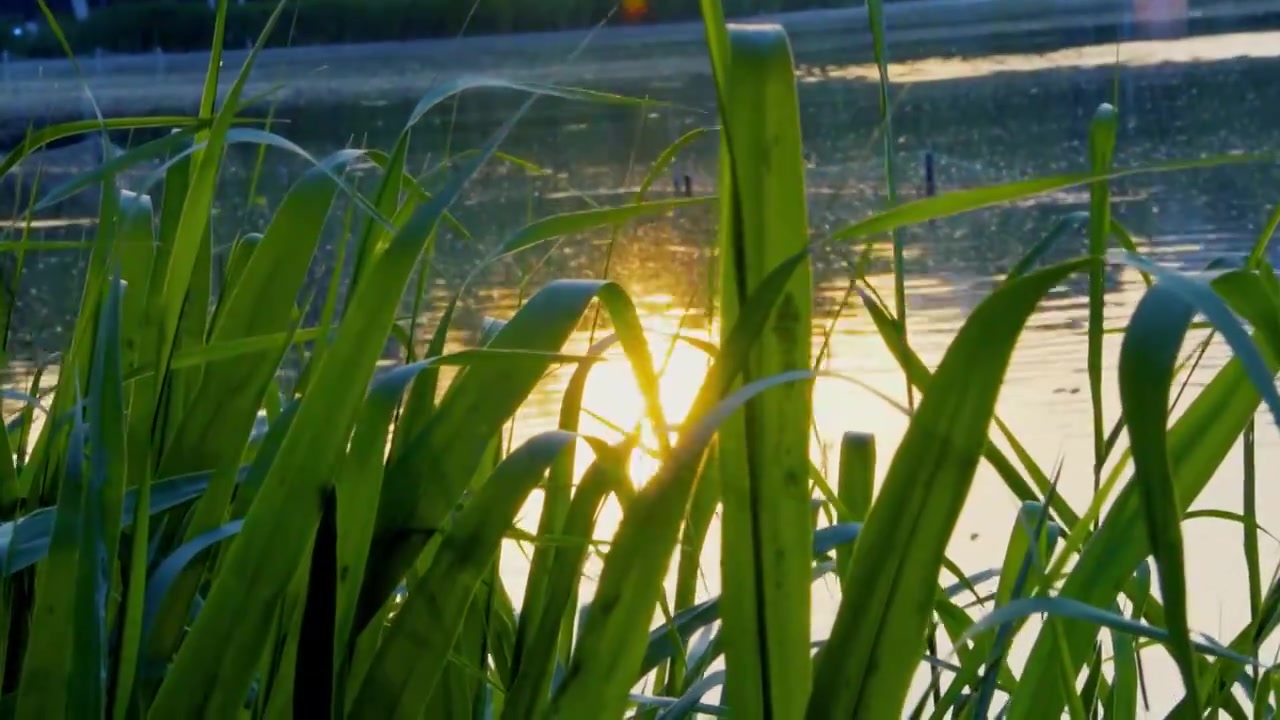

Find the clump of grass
[[3, 0, 1280, 718]]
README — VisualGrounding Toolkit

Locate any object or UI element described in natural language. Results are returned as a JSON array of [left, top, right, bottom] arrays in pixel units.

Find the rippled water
[[8, 26, 1280, 713]]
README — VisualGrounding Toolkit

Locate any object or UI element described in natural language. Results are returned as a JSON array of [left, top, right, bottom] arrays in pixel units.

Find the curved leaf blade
[[349, 431, 590, 718], [807, 258, 1092, 718], [831, 153, 1280, 244], [1010, 268, 1280, 718], [149, 104, 526, 716], [1119, 282, 1203, 712], [714, 22, 814, 720], [489, 197, 713, 263]]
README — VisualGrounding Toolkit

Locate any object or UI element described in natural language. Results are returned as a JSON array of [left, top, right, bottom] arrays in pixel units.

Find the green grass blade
[[217, 234, 261, 311], [507, 336, 619, 706], [0, 469, 244, 577], [489, 197, 712, 263], [502, 441, 633, 720], [146, 3, 288, 441], [1110, 219, 1153, 287], [1009, 275, 1280, 717], [0, 420, 14, 523], [350, 431, 590, 718], [1004, 212, 1089, 284], [405, 76, 674, 131], [383, 286, 456, 463], [836, 432, 875, 582], [1088, 105, 1118, 490], [196, 0, 229, 127], [351, 133, 410, 296], [552, 369, 818, 719], [656, 671, 727, 720], [1104, 599, 1140, 720], [640, 522, 869, 679], [149, 91, 523, 718], [14, 402, 87, 718], [1115, 253, 1280, 425], [830, 152, 1280, 244], [1118, 282, 1204, 713], [995, 501, 1060, 607], [352, 76, 665, 287], [117, 190, 158, 367], [664, 435, 723, 699], [72, 273, 126, 717], [1080, 648, 1107, 717], [807, 258, 1092, 718], [421, 581, 491, 720], [145, 226, 322, 662], [549, 249, 809, 718], [1244, 417, 1262, 638], [157, 148, 367, 512], [31, 156, 123, 509], [960, 597, 1257, 668], [487, 577, 519, 697], [121, 127, 389, 231], [863, 0, 910, 411], [333, 362, 452, 705], [359, 280, 667, 635], [140, 521, 243, 645], [0, 117, 213, 179], [1184, 509, 1280, 543], [1248, 203, 1280, 268], [699, 1, 731, 98], [714, 23, 813, 720], [31, 130, 202, 213], [857, 284, 1081, 529], [637, 127, 717, 201]]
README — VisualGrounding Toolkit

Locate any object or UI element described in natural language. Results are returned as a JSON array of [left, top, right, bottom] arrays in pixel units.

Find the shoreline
[[0, 0, 1275, 111], [7, 0, 1279, 66]]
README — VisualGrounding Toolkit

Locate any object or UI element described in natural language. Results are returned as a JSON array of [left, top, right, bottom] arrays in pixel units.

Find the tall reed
[[2, 0, 1280, 718]]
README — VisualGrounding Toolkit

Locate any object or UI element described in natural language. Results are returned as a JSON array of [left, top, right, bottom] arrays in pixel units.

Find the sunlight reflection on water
[[800, 29, 1280, 83], [487, 257, 1280, 713], [5, 21, 1280, 713]]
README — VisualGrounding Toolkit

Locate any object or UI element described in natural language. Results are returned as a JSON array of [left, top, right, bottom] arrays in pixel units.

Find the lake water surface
[[8, 25, 1280, 714]]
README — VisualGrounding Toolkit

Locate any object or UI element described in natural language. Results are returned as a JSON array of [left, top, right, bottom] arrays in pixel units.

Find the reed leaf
[[808, 258, 1092, 718]]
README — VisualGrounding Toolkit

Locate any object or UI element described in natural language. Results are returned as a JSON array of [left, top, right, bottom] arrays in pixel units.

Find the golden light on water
[[543, 301, 918, 489], [800, 30, 1280, 84], [573, 325, 713, 484]]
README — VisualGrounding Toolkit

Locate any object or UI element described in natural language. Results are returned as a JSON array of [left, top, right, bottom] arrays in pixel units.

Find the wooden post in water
[[672, 168, 692, 198], [924, 150, 937, 228], [924, 150, 936, 198]]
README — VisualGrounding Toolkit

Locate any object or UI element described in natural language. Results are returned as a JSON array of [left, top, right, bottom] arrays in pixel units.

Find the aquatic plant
[[2, 1, 1280, 717]]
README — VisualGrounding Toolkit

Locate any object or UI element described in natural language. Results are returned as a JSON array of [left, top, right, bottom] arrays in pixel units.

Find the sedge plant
[[3, 1, 1280, 718]]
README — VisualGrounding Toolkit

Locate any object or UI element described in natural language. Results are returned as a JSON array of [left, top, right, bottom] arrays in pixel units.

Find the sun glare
[[566, 311, 915, 488], [576, 328, 711, 484]]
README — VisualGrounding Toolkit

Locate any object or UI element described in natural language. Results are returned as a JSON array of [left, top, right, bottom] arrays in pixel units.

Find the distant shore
[[0, 0, 1277, 127]]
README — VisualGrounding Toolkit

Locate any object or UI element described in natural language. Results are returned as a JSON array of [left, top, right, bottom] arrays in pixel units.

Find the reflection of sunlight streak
[[496, 305, 921, 632], [489, 268, 1280, 715], [566, 312, 916, 489], [801, 30, 1280, 84], [497, 260, 1280, 716], [577, 329, 710, 483]]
